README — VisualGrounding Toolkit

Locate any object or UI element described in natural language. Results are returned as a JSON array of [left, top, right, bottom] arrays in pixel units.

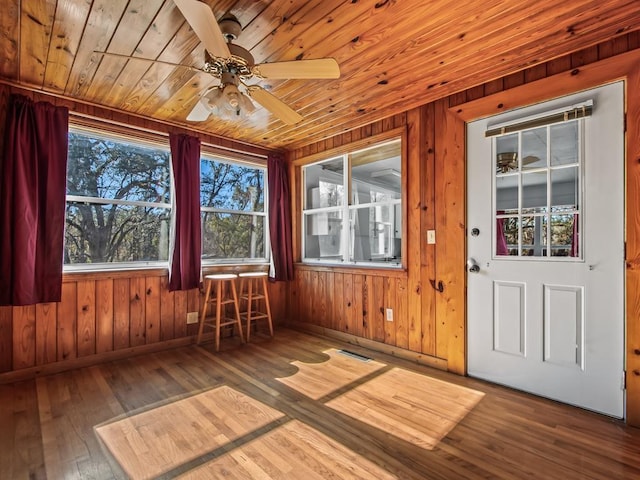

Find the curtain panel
[[0, 94, 69, 306], [168, 133, 202, 291], [267, 153, 294, 281]]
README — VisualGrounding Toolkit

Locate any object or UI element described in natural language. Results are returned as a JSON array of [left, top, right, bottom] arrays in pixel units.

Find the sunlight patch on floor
[[95, 386, 284, 480], [275, 348, 386, 400], [176, 419, 398, 480], [327, 367, 485, 450]]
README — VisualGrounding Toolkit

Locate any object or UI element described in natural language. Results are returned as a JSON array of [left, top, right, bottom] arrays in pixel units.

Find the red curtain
[[496, 213, 509, 256], [0, 95, 69, 306], [268, 153, 294, 281], [168, 133, 201, 291]]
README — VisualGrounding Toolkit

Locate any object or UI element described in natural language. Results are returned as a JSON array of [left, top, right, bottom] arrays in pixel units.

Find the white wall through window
[[302, 138, 403, 267]]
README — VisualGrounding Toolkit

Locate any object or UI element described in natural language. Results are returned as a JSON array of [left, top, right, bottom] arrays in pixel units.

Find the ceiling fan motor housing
[[219, 14, 242, 41]]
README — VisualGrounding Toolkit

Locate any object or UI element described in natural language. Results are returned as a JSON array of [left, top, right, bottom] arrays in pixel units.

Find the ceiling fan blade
[[186, 99, 211, 121], [246, 86, 303, 125], [93, 51, 204, 73], [173, 0, 231, 59], [253, 58, 340, 79]]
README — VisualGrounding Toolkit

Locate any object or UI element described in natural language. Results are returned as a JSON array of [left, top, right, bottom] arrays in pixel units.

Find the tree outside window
[[200, 157, 267, 262], [64, 128, 268, 269], [65, 130, 171, 266]]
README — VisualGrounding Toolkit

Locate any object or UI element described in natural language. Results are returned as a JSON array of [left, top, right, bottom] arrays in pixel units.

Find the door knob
[[467, 258, 480, 273]]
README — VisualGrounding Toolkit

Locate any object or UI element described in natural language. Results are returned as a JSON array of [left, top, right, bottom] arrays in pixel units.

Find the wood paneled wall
[[0, 83, 287, 379], [287, 32, 640, 405], [0, 269, 287, 377], [288, 102, 466, 373]]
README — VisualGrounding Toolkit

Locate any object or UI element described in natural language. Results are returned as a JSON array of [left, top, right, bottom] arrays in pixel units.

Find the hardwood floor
[[2, 328, 640, 479]]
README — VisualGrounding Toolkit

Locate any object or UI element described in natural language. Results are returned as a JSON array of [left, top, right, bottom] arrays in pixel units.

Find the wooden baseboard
[[0, 334, 215, 384], [285, 322, 449, 371]]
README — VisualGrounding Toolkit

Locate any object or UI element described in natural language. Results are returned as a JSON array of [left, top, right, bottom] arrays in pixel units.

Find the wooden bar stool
[[238, 271, 274, 342], [197, 273, 245, 351]]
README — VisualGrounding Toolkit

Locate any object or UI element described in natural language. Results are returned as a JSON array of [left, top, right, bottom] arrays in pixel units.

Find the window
[[200, 155, 268, 263], [302, 138, 402, 267], [65, 125, 269, 270], [65, 128, 171, 267], [494, 119, 582, 258]]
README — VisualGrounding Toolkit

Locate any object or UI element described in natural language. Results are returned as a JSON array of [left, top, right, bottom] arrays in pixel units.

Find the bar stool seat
[[198, 273, 245, 351], [238, 271, 274, 342]]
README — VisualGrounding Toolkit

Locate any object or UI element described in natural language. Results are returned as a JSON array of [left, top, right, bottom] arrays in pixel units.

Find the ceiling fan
[[96, 0, 340, 125], [496, 153, 540, 173]]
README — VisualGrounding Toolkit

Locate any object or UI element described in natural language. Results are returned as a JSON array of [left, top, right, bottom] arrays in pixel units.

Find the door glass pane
[[521, 215, 546, 257], [496, 134, 518, 173], [522, 127, 547, 170], [550, 122, 579, 166], [497, 216, 518, 256], [551, 166, 578, 210], [522, 172, 547, 214], [496, 175, 518, 214], [549, 214, 578, 257], [496, 217, 520, 255]]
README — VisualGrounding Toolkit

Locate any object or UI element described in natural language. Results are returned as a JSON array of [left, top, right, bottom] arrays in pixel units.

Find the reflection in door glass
[[545, 214, 578, 257], [494, 119, 581, 259], [497, 215, 518, 256], [496, 134, 518, 173], [496, 175, 518, 214], [550, 122, 579, 166], [521, 127, 547, 170], [522, 172, 547, 214]]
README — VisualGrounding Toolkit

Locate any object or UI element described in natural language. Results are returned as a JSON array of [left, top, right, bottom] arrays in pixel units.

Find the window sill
[[62, 262, 271, 282], [294, 262, 407, 278], [63, 266, 168, 282]]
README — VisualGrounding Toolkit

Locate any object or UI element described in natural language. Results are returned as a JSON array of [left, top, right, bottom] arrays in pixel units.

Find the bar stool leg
[[245, 278, 254, 342], [197, 279, 213, 345], [215, 280, 223, 352], [231, 279, 245, 342], [261, 275, 274, 337]]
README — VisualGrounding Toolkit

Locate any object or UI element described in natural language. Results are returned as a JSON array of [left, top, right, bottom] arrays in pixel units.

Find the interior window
[[302, 138, 402, 267]]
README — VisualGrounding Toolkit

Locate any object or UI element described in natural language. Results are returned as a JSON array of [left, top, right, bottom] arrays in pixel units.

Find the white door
[[467, 82, 625, 418]]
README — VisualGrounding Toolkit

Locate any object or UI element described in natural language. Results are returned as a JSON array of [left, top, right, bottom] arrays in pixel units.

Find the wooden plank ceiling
[[1, 0, 639, 150]]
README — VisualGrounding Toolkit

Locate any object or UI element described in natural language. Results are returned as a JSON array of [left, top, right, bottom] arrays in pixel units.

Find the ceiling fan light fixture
[[202, 87, 224, 109], [239, 91, 256, 115], [223, 84, 241, 108], [202, 84, 256, 120]]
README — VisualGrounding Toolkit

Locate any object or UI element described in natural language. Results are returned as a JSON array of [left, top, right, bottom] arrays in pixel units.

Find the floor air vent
[[337, 349, 372, 362]]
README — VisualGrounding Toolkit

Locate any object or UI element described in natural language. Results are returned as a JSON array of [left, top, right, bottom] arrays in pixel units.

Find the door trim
[[449, 47, 640, 425]]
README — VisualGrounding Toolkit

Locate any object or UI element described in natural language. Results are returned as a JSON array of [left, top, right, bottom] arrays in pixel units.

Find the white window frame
[[64, 123, 271, 272], [64, 125, 172, 271], [199, 152, 270, 265], [301, 138, 403, 268]]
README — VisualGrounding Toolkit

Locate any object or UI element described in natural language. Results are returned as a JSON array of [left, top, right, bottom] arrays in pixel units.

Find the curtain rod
[[0, 79, 270, 160], [485, 105, 592, 137]]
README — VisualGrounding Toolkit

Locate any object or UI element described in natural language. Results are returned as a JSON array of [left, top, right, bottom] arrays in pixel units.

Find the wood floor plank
[[2, 328, 640, 479]]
